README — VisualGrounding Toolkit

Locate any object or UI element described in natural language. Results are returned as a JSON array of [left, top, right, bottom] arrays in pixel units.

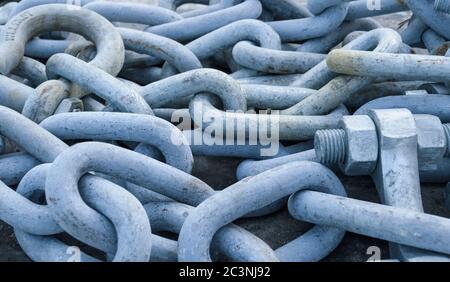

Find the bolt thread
[[443, 124, 450, 157], [435, 0, 450, 13], [314, 129, 347, 164]]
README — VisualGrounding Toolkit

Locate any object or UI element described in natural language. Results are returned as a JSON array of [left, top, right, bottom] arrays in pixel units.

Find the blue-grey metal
[[0, 74, 33, 111], [237, 73, 302, 86], [21, 79, 71, 123], [0, 166, 60, 236], [307, 0, 352, 15], [84, 1, 182, 26], [29, 165, 152, 262], [189, 94, 348, 141], [313, 109, 450, 260], [1, 0, 450, 263], [407, 0, 450, 40], [46, 53, 153, 114], [446, 183, 450, 210], [232, 41, 325, 74], [144, 201, 281, 262], [45, 143, 210, 208], [0, 4, 124, 75], [24, 37, 72, 59], [435, 0, 450, 13], [2, 104, 256, 262], [419, 82, 450, 95], [268, 3, 349, 42], [40, 112, 194, 173], [0, 4, 131, 123], [43, 142, 278, 262], [0, 106, 199, 260], [288, 190, 450, 256], [355, 95, 450, 123], [400, 16, 428, 46], [368, 109, 449, 261], [141, 68, 246, 110], [0, 152, 39, 186], [236, 149, 317, 180], [183, 1, 234, 18], [4, 0, 258, 42], [6, 0, 93, 19], [185, 19, 281, 60], [306, 0, 407, 19], [0, 2, 16, 24], [119, 27, 202, 78], [160, 0, 209, 10], [296, 18, 381, 53], [327, 50, 450, 82], [341, 30, 416, 54], [290, 28, 402, 89], [13, 164, 177, 262], [160, 0, 222, 11], [281, 28, 402, 116], [11, 56, 46, 86], [20, 43, 101, 121], [178, 161, 347, 262], [184, 129, 290, 159], [346, 0, 408, 20], [119, 66, 163, 85], [242, 84, 316, 109], [160, 0, 239, 18], [0, 105, 67, 162], [422, 29, 450, 55], [259, 0, 311, 19]]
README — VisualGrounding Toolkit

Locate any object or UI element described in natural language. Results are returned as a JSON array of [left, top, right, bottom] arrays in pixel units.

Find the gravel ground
[[0, 1, 448, 262]]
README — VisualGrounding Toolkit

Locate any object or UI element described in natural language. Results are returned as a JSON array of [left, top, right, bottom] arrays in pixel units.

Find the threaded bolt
[[435, 0, 450, 13], [314, 129, 347, 164]]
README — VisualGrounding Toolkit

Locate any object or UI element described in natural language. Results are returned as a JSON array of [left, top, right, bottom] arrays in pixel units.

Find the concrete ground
[[1, 1, 449, 262]]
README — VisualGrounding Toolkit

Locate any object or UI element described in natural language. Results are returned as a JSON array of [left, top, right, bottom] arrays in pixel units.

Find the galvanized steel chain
[[0, 0, 449, 262]]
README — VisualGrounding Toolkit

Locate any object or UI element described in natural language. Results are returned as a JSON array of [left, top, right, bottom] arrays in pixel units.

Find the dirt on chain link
[[0, 0, 448, 262]]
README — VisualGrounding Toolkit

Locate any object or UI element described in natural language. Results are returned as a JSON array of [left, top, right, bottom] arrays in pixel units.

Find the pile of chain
[[1, 0, 450, 262]]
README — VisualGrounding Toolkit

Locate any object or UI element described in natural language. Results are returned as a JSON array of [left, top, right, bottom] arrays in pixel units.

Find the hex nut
[[339, 115, 378, 176], [414, 115, 446, 169]]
